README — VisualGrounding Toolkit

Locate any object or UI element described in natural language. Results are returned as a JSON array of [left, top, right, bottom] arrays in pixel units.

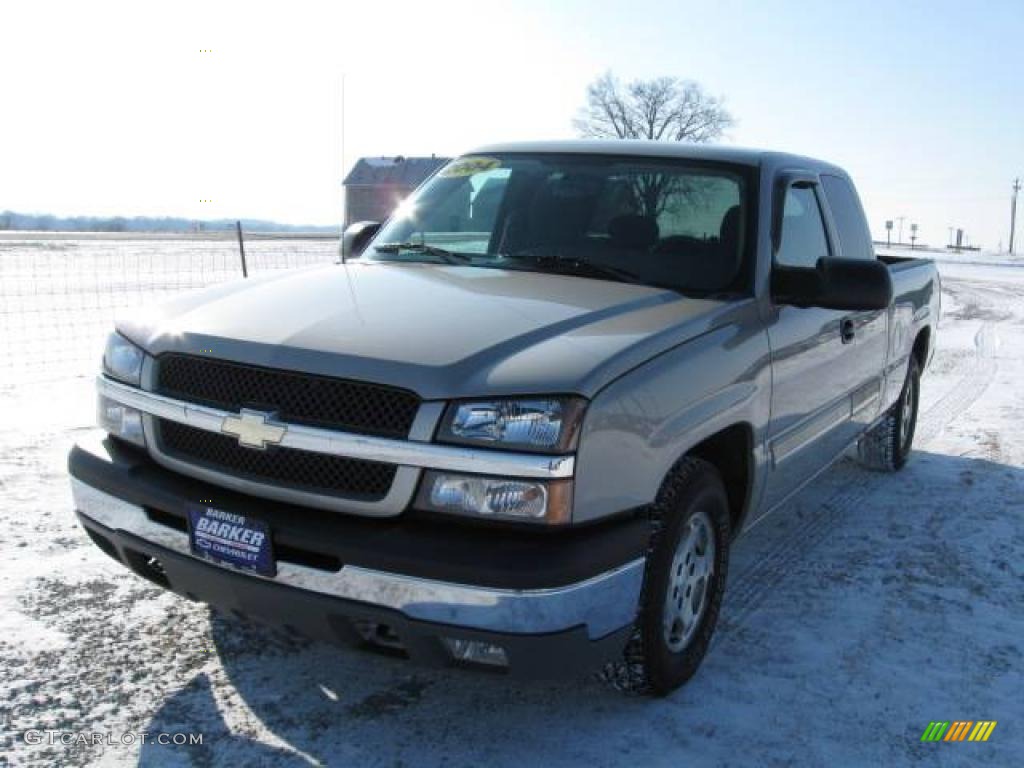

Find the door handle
[[840, 318, 855, 344]]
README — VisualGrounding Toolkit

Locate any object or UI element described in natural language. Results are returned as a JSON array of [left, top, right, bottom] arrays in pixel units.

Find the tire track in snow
[[715, 470, 875, 644], [715, 302, 999, 643], [914, 322, 997, 446]]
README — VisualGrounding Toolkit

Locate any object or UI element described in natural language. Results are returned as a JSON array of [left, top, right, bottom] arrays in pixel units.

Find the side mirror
[[772, 257, 893, 311], [340, 221, 381, 261]]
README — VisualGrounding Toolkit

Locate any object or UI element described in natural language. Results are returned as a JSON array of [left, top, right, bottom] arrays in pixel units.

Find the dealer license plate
[[187, 504, 275, 577]]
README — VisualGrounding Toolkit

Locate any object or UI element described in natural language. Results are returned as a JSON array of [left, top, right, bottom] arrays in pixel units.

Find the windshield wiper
[[372, 242, 472, 264], [501, 254, 645, 286]]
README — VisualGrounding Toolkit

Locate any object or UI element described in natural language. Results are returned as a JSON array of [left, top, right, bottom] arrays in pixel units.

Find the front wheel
[[601, 458, 731, 695]]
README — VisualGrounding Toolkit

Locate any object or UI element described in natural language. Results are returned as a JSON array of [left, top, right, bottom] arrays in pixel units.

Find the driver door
[[763, 182, 857, 510]]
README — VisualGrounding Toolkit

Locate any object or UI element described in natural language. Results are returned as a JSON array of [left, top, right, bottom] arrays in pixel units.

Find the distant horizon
[[0, 209, 339, 233]]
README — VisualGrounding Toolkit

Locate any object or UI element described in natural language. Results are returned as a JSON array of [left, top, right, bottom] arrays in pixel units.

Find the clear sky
[[2, 0, 1022, 248]]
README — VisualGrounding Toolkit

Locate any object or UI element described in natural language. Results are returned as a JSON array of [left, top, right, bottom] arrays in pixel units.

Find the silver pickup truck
[[69, 141, 938, 694]]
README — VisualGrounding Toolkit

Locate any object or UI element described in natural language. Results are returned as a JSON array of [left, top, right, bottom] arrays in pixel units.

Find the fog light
[[443, 638, 508, 668], [416, 472, 572, 524], [433, 475, 546, 518], [98, 394, 146, 447]]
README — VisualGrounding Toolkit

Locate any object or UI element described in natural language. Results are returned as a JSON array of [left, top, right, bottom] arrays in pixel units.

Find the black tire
[[600, 457, 731, 696], [857, 356, 921, 472]]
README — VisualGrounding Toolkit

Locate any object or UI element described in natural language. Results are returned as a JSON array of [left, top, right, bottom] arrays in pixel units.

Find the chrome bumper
[[71, 479, 643, 639]]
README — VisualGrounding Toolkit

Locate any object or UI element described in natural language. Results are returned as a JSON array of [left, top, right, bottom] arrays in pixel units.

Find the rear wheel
[[857, 356, 920, 471], [601, 458, 730, 695]]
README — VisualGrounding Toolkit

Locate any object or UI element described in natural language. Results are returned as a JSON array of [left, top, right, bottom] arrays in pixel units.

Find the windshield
[[364, 153, 751, 295]]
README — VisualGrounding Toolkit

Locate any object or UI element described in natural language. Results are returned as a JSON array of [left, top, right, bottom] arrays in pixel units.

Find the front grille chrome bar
[[98, 376, 575, 480]]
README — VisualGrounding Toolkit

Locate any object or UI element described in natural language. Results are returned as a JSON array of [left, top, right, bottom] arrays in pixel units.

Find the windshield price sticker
[[440, 157, 502, 177]]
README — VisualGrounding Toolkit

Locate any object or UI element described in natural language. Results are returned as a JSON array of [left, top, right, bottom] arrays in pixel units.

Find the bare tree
[[573, 73, 733, 218], [574, 72, 733, 143]]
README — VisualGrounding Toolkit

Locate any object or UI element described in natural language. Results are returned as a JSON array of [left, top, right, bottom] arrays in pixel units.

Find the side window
[[776, 186, 830, 269], [821, 175, 874, 260]]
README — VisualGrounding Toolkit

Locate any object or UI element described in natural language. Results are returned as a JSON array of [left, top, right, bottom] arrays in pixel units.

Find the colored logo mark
[[921, 721, 997, 742]]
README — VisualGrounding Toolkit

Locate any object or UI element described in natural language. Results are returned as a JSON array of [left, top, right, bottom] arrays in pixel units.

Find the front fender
[[572, 306, 772, 526]]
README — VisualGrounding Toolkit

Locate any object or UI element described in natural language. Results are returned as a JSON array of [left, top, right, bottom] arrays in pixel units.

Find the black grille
[[156, 354, 419, 438], [158, 420, 396, 500]]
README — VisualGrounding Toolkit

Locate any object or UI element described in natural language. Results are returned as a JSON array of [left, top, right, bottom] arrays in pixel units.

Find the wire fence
[[0, 234, 339, 384]]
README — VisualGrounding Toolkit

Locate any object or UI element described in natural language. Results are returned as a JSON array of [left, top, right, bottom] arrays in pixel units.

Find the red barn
[[342, 155, 450, 226]]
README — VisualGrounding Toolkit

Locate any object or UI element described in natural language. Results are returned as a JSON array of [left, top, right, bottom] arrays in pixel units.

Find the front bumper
[[69, 434, 646, 678]]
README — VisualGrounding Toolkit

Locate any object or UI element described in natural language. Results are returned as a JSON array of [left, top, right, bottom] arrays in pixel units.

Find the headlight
[[97, 394, 146, 447], [416, 472, 572, 525], [102, 332, 145, 386], [437, 397, 586, 453], [99, 332, 147, 446]]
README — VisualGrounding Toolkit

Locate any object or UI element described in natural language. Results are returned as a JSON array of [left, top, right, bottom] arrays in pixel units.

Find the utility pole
[[1011, 177, 1021, 255], [896, 216, 906, 245]]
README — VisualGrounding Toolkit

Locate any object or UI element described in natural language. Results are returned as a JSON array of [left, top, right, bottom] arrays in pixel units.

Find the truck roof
[[468, 140, 845, 174]]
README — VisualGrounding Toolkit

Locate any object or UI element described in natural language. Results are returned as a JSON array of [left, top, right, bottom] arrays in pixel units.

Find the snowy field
[[0, 235, 339, 381], [0, 239, 1022, 766]]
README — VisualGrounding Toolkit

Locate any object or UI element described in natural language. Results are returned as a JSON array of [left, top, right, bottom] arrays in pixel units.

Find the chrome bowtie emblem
[[220, 409, 287, 450]]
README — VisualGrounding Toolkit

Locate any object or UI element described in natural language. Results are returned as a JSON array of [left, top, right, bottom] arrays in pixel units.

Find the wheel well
[[687, 424, 752, 535], [912, 327, 931, 368]]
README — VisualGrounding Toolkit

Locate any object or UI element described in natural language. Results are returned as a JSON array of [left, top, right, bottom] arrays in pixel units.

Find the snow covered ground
[[0, 235, 338, 381], [1, 242, 1021, 766]]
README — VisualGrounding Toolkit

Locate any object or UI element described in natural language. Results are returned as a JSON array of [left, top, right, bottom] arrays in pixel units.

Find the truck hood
[[119, 262, 736, 399]]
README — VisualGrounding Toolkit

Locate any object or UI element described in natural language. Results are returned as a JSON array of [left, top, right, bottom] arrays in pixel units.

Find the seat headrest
[[702, 204, 742, 291], [720, 205, 741, 247], [667, 206, 743, 294], [608, 215, 659, 250], [527, 185, 593, 246]]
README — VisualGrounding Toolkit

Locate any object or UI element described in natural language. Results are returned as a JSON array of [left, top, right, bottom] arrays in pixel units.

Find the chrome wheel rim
[[663, 510, 715, 652], [900, 377, 916, 449]]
